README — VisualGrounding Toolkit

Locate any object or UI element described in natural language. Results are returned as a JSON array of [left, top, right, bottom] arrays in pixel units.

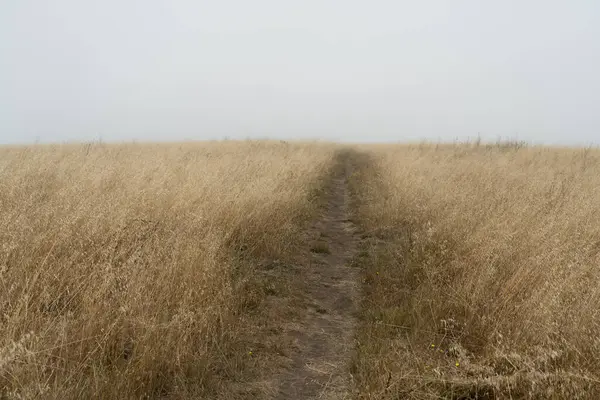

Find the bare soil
[[269, 154, 360, 399]]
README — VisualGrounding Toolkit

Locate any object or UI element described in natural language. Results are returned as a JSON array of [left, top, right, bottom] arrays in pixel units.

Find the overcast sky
[[1, 1, 599, 145]]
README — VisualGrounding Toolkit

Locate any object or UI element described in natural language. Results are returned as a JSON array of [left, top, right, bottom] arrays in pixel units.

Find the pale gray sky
[[1, 1, 599, 144]]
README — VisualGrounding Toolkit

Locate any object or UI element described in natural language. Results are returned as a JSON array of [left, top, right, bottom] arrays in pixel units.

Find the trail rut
[[272, 153, 360, 399]]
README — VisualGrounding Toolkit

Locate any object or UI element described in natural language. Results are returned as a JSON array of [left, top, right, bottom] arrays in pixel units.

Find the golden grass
[[4, 140, 600, 399], [0, 140, 337, 399], [349, 143, 600, 399]]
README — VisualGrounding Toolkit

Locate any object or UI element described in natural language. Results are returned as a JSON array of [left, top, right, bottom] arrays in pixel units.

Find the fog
[[1, 1, 599, 145]]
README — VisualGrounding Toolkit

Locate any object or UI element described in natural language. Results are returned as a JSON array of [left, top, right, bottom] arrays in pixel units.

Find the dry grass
[[5, 139, 600, 399], [348, 143, 600, 399], [0, 140, 337, 399]]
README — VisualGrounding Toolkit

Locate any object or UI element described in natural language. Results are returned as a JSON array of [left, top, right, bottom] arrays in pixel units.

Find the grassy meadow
[[2, 139, 600, 399], [349, 143, 600, 399], [0, 141, 337, 399]]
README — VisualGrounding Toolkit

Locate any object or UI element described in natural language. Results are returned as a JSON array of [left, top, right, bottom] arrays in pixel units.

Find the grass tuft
[[310, 241, 331, 254]]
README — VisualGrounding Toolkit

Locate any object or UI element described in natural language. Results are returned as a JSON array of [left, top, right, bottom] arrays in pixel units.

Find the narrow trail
[[273, 153, 360, 399]]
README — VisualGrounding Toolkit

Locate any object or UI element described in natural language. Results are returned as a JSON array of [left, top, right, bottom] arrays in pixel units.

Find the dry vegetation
[[3, 139, 600, 399], [0, 140, 337, 399], [348, 142, 600, 399]]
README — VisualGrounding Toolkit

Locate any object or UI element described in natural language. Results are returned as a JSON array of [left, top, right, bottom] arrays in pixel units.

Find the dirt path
[[272, 153, 360, 399]]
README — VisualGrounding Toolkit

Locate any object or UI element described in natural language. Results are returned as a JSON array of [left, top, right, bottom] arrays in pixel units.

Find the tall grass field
[[349, 143, 600, 399], [0, 141, 336, 399], [1, 140, 599, 399]]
